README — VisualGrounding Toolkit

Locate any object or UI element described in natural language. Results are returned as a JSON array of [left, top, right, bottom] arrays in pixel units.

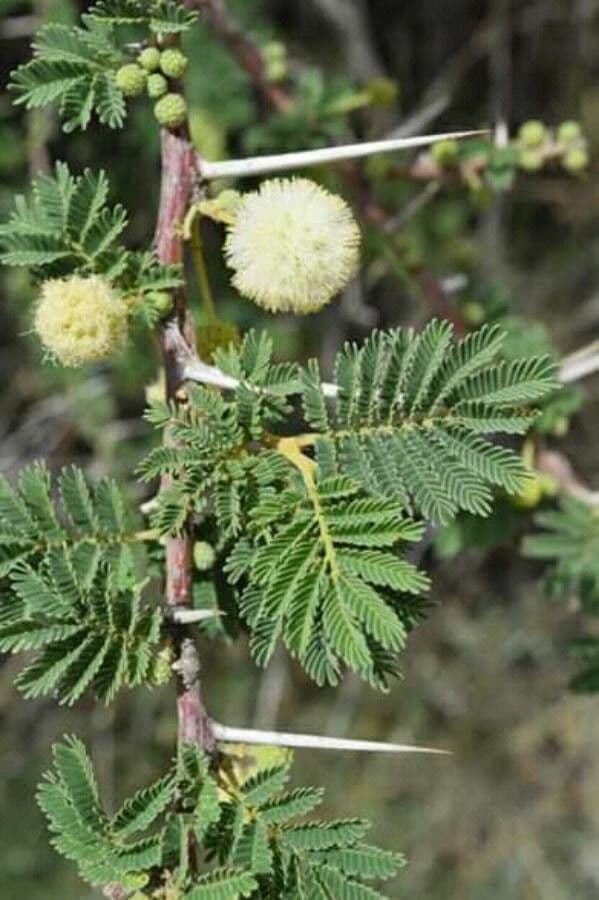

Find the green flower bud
[[511, 474, 544, 509], [193, 541, 216, 572], [147, 291, 173, 317], [431, 139, 459, 166], [160, 48, 189, 79], [538, 473, 559, 498], [147, 73, 168, 99], [518, 120, 546, 148], [265, 59, 287, 83], [364, 76, 400, 107], [461, 300, 485, 326], [563, 146, 589, 173], [154, 93, 188, 129], [115, 63, 147, 98], [557, 120, 582, 145], [518, 148, 543, 171], [138, 46, 161, 72], [551, 415, 569, 437], [263, 40, 286, 62]]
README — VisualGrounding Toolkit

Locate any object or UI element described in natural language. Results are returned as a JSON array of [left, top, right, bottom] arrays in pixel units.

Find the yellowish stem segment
[[190, 218, 218, 322], [276, 436, 339, 578]]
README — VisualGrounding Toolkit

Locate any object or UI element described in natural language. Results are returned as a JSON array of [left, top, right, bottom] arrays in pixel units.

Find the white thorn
[[198, 129, 489, 181], [182, 359, 338, 398], [166, 608, 224, 624], [211, 723, 450, 755], [559, 341, 599, 384]]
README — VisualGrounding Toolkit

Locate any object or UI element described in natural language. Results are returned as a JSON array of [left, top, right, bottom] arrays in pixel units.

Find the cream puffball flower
[[224, 178, 361, 314], [34, 275, 128, 367]]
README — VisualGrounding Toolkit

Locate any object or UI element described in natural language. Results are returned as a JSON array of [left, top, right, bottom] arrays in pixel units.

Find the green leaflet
[[37, 736, 167, 885], [0, 461, 148, 581], [140, 326, 553, 687], [523, 497, 599, 693], [88, 0, 198, 34], [300, 319, 558, 524], [10, 20, 126, 132], [39, 740, 402, 897], [9, 3, 196, 132], [234, 474, 427, 688], [0, 548, 163, 704], [0, 163, 182, 300]]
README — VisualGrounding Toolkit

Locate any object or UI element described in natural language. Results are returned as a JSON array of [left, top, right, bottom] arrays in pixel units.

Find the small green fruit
[[461, 300, 485, 326], [138, 46, 161, 72], [147, 73, 168, 99], [364, 76, 400, 107], [518, 148, 543, 172], [563, 147, 589, 173], [147, 291, 173, 316], [538, 473, 559, 498], [154, 93, 188, 128], [160, 48, 189, 79], [431, 139, 459, 166], [194, 541, 216, 572], [265, 59, 287, 83], [518, 120, 546, 148], [557, 120, 582, 145], [263, 41, 287, 83], [115, 63, 147, 98], [551, 415, 569, 437], [512, 474, 544, 509], [263, 40, 286, 62]]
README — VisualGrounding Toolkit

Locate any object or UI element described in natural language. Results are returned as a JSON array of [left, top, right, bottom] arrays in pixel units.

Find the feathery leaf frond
[[10, 19, 126, 131], [0, 163, 182, 295], [300, 320, 558, 524]]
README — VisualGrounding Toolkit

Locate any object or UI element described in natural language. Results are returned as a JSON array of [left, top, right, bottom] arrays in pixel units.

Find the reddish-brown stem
[[194, 0, 292, 112], [154, 128, 215, 753]]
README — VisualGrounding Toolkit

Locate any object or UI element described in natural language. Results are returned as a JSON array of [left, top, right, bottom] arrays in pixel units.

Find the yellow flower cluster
[[224, 178, 361, 314], [34, 275, 128, 367]]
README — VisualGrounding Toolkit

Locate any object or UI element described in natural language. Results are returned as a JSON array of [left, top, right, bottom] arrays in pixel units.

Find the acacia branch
[[155, 130, 215, 754]]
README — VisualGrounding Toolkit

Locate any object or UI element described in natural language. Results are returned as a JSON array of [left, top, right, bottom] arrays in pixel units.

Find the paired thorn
[[211, 723, 451, 756]]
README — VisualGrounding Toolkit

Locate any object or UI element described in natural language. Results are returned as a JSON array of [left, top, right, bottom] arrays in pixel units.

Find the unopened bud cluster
[[429, 121, 590, 179], [517, 119, 589, 174], [115, 45, 189, 129]]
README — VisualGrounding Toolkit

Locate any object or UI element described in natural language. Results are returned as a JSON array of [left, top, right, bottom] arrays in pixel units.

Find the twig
[[197, 129, 489, 181], [308, 0, 385, 81], [559, 341, 599, 383], [212, 722, 451, 755], [0, 15, 39, 38], [384, 181, 441, 232], [536, 449, 599, 507], [193, 0, 291, 112]]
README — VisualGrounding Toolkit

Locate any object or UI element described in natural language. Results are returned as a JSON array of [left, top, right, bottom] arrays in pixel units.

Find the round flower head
[[224, 178, 361, 314], [34, 275, 128, 367]]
